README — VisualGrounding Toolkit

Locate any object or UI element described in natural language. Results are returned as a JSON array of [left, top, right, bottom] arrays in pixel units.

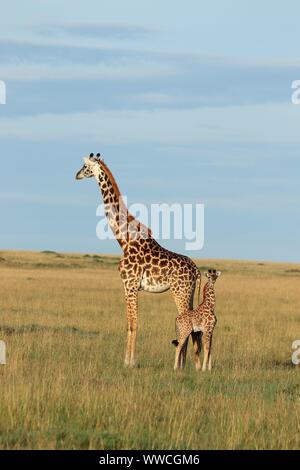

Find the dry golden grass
[[0, 250, 300, 449]]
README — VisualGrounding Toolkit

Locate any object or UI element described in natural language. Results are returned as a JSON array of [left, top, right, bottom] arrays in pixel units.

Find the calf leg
[[173, 316, 191, 370], [179, 336, 189, 369], [174, 335, 190, 370], [171, 280, 196, 369], [202, 332, 212, 372], [191, 332, 202, 370]]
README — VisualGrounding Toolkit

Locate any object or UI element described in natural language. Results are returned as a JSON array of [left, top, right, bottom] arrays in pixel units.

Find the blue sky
[[0, 0, 300, 261]]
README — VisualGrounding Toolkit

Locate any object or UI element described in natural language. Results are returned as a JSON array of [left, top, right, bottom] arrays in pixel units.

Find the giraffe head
[[75, 153, 101, 180], [205, 269, 221, 283]]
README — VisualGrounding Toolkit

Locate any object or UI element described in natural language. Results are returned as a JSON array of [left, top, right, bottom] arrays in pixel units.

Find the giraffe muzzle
[[75, 170, 84, 180]]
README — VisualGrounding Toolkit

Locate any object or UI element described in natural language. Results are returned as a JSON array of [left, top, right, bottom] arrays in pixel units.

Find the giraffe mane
[[97, 159, 122, 200], [97, 159, 152, 237]]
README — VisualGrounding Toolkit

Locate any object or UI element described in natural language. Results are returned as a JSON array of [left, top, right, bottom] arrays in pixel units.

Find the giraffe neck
[[93, 161, 151, 250], [202, 280, 216, 310]]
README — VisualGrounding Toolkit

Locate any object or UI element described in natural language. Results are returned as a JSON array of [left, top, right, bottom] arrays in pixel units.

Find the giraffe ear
[[83, 157, 89, 164], [216, 271, 221, 277], [204, 272, 209, 277]]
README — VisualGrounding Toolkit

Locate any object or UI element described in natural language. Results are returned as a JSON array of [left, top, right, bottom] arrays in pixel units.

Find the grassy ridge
[[0, 250, 299, 449]]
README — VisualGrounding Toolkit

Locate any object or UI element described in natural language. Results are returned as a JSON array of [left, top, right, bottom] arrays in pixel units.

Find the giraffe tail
[[172, 339, 179, 347]]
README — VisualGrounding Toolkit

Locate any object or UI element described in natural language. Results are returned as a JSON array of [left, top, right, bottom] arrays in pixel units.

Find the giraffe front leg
[[125, 323, 131, 367], [208, 334, 214, 371], [202, 332, 212, 372], [129, 316, 137, 367], [124, 289, 138, 368], [208, 343, 212, 371], [191, 331, 202, 371]]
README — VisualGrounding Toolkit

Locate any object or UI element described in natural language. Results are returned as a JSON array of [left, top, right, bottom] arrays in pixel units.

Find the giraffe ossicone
[[76, 154, 201, 368]]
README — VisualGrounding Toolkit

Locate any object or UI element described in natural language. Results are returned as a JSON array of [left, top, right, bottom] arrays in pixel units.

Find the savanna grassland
[[0, 250, 299, 450]]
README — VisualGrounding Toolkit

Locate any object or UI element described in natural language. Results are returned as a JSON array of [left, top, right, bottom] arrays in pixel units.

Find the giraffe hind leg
[[171, 280, 196, 369], [191, 331, 202, 371], [174, 337, 189, 370], [173, 321, 191, 371], [179, 336, 189, 369]]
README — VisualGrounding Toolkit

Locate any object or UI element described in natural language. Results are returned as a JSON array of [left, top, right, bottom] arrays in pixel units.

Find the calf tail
[[172, 339, 179, 347]]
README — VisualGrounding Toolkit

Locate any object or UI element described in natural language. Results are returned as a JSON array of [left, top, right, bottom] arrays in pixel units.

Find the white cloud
[[0, 191, 92, 207], [2, 36, 300, 69], [0, 103, 299, 146], [35, 21, 155, 40], [205, 194, 300, 213], [131, 92, 177, 105], [0, 61, 177, 81]]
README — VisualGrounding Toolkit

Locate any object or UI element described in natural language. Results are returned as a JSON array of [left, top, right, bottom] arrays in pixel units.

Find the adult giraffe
[[75, 153, 201, 368]]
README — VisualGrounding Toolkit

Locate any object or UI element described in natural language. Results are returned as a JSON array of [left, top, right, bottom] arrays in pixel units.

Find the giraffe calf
[[172, 269, 221, 371]]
